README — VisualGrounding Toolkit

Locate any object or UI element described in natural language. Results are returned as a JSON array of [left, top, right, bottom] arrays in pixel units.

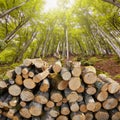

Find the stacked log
[[0, 58, 120, 120]]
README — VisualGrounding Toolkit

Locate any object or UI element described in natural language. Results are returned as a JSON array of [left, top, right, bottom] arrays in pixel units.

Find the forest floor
[[94, 55, 120, 82], [0, 55, 120, 82]]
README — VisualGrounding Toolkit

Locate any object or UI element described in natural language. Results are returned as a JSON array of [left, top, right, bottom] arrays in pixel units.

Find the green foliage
[[0, 40, 7, 50], [0, 0, 120, 63], [0, 48, 16, 63]]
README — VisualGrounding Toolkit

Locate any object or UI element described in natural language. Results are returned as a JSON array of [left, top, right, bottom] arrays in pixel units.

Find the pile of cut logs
[[0, 58, 120, 120]]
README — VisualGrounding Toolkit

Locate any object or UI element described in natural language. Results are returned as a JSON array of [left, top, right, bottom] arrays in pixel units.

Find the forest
[[0, 0, 120, 63]]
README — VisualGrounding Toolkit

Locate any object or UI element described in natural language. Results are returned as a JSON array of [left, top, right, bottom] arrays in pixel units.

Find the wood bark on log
[[9, 97, 19, 107], [114, 90, 120, 101], [94, 79, 109, 92], [33, 69, 49, 83], [31, 116, 41, 120], [49, 107, 60, 118], [64, 88, 79, 103], [117, 104, 120, 111], [71, 62, 81, 77], [70, 102, 79, 112], [77, 94, 83, 102], [98, 74, 120, 93], [61, 103, 70, 115], [40, 112, 54, 120], [3, 108, 16, 119], [61, 67, 71, 81], [85, 112, 93, 120], [98, 74, 120, 94], [70, 112, 85, 120], [79, 102, 88, 113], [29, 101, 42, 116], [39, 78, 50, 92], [52, 60, 62, 73], [15, 67, 22, 75], [76, 83, 85, 93], [82, 66, 96, 74], [85, 94, 96, 112], [108, 82, 120, 94], [15, 75, 23, 85]]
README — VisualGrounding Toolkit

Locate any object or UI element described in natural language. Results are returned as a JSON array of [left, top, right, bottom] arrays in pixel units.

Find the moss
[[0, 62, 21, 79], [78, 56, 102, 66], [114, 74, 120, 80], [88, 57, 102, 64], [96, 69, 111, 77]]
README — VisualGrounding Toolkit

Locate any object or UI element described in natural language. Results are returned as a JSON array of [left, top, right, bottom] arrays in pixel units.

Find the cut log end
[[20, 89, 34, 102], [8, 84, 21, 96], [69, 77, 81, 91], [23, 79, 36, 89], [103, 98, 118, 110], [95, 111, 109, 120], [83, 72, 97, 84]]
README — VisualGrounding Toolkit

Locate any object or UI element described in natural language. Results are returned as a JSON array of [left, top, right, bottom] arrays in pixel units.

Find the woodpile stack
[[0, 58, 120, 120]]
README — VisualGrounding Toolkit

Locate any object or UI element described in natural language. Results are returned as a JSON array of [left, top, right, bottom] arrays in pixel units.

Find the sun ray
[[44, 0, 58, 12]]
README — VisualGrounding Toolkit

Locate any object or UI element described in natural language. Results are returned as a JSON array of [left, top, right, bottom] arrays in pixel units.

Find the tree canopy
[[0, 0, 120, 63]]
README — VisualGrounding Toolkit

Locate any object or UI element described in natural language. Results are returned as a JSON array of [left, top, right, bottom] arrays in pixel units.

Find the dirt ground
[[94, 55, 120, 82]]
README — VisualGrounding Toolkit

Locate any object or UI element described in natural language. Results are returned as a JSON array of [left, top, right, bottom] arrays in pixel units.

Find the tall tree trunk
[[15, 31, 37, 62], [41, 23, 56, 58], [65, 26, 69, 61], [99, 27, 120, 58], [0, 1, 29, 18], [31, 38, 42, 59], [4, 18, 29, 43]]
